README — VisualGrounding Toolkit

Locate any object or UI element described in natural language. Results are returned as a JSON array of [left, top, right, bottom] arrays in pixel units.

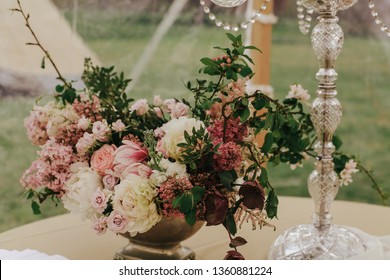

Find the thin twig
[[12, 0, 70, 87]]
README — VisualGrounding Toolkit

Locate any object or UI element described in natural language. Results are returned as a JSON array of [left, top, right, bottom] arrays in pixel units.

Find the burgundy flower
[[204, 193, 229, 226], [224, 250, 245, 260], [238, 181, 265, 210]]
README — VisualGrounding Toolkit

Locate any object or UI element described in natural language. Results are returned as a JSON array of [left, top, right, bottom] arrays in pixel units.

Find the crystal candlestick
[[268, 0, 367, 259]]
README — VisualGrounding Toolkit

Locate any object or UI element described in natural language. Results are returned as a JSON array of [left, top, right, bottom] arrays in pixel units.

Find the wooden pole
[[248, 0, 274, 96], [247, 0, 275, 148]]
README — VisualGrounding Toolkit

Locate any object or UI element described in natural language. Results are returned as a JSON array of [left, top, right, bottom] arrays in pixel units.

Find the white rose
[[112, 174, 161, 236], [158, 116, 205, 161], [62, 167, 103, 220], [149, 170, 168, 186], [46, 104, 79, 137], [159, 158, 187, 178], [77, 116, 91, 130]]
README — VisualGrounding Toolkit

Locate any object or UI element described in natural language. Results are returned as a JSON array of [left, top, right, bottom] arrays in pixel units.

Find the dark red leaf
[[238, 180, 265, 209], [229, 236, 248, 248], [204, 193, 229, 226]]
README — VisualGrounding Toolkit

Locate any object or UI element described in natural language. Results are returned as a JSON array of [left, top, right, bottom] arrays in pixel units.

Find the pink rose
[[130, 99, 149, 116], [153, 107, 164, 119], [114, 140, 148, 166], [170, 102, 189, 119], [153, 95, 163, 106], [90, 189, 109, 213], [111, 119, 126, 132], [92, 120, 111, 142], [119, 163, 152, 180], [107, 211, 128, 234], [76, 132, 95, 155], [91, 216, 108, 235], [77, 116, 91, 130], [162, 99, 176, 113], [91, 144, 116, 175], [102, 174, 118, 190]]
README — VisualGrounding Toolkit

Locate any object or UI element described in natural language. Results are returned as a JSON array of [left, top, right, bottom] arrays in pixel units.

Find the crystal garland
[[199, 0, 272, 31], [368, 0, 390, 37], [297, 0, 390, 37], [297, 0, 313, 35]]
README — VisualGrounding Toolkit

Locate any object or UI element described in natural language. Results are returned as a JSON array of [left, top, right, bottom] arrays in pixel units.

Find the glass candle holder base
[[268, 224, 367, 260]]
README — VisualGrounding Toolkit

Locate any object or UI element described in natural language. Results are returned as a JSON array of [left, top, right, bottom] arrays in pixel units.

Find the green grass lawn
[[0, 11, 389, 233]]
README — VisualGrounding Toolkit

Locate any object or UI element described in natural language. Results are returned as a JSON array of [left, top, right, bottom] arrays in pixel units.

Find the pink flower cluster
[[158, 176, 193, 217], [24, 106, 50, 146], [20, 140, 77, 194]]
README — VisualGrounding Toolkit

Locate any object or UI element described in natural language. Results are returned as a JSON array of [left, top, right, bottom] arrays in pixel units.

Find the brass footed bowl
[[114, 216, 205, 260]]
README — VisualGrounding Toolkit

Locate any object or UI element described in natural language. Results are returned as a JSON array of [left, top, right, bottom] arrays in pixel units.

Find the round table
[[0, 196, 389, 259]]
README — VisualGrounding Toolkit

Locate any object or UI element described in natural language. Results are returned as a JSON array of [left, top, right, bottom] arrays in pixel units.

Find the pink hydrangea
[[213, 141, 242, 171], [20, 140, 78, 194], [24, 107, 49, 146], [207, 117, 248, 143], [158, 176, 193, 217], [72, 94, 101, 120], [55, 123, 84, 147]]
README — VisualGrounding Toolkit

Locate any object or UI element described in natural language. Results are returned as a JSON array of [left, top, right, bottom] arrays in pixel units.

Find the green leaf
[[185, 211, 196, 226], [265, 190, 278, 219], [179, 192, 194, 213], [332, 135, 343, 150], [27, 189, 34, 200], [239, 66, 253, 77], [252, 98, 266, 110], [31, 200, 41, 215], [218, 171, 236, 191], [263, 112, 274, 129], [226, 33, 237, 43], [224, 213, 237, 236], [245, 45, 261, 52], [55, 84, 64, 93], [240, 107, 250, 122], [200, 57, 216, 66], [191, 186, 205, 203], [259, 167, 268, 186], [172, 196, 181, 209], [261, 133, 274, 154], [41, 56, 46, 69], [298, 138, 311, 151]]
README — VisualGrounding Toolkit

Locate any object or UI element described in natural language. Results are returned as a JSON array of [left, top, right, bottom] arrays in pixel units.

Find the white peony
[[158, 116, 205, 161], [112, 174, 161, 236], [62, 167, 103, 220]]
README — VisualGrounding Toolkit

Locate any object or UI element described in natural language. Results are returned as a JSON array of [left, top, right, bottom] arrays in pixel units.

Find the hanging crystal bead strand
[[199, 0, 272, 31], [368, 0, 390, 37], [297, 0, 314, 35]]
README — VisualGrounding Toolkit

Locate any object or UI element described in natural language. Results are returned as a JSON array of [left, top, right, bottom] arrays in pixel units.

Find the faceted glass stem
[[308, 10, 343, 230], [268, 0, 366, 260]]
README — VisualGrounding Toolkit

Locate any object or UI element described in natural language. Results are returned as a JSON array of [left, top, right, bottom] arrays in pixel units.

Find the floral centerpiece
[[16, 2, 386, 260]]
